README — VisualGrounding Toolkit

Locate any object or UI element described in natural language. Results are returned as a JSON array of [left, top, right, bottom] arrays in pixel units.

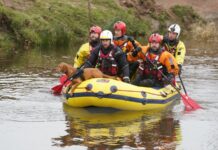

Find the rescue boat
[[63, 78, 180, 111]]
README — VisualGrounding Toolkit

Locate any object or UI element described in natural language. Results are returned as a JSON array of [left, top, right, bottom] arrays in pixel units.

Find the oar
[[59, 74, 68, 84], [178, 74, 202, 110], [143, 53, 202, 111], [52, 68, 84, 95]]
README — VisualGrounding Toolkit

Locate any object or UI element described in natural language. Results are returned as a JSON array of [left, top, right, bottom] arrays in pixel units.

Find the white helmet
[[168, 24, 181, 38], [100, 30, 113, 41]]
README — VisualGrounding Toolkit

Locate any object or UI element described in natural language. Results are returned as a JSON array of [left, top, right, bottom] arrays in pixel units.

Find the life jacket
[[95, 48, 118, 76], [138, 50, 165, 81], [114, 35, 139, 53], [113, 35, 129, 52]]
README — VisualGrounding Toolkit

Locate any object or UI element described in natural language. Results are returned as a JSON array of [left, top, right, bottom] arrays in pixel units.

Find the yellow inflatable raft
[[63, 78, 180, 110]]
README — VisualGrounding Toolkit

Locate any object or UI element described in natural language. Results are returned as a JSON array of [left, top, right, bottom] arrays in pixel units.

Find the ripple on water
[[0, 73, 65, 122]]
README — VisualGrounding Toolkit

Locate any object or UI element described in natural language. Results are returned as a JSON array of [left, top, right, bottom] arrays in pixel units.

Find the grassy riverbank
[[0, 0, 203, 52]]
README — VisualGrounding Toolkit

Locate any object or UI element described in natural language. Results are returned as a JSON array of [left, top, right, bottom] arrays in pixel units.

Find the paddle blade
[[59, 74, 68, 84], [51, 84, 64, 95], [181, 93, 202, 111]]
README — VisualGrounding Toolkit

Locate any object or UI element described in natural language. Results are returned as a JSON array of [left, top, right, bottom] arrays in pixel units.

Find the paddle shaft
[[144, 54, 199, 108], [144, 54, 181, 94], [178, 74, 188, 95], [133, 51, 201, 110], [64, 65, 85, 84]]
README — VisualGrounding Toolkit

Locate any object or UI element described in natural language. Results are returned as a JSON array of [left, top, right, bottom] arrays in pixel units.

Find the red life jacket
[[96, 48, 118, 76], [138, 52, 165, 81]]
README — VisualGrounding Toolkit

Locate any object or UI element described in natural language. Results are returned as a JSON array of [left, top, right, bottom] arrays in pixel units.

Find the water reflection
[[0, 38, 218, 149], [0, 48, 76, 74], [52, 105, 181, 149]]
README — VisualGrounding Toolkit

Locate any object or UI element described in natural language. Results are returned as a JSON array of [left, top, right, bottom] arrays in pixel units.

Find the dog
[[56, 62, 119, 93]]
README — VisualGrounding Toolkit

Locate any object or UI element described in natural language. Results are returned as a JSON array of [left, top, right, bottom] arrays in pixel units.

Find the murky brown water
[[0, 40, 218, 150]]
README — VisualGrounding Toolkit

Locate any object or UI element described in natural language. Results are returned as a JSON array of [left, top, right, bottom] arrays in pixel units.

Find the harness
[[139, 51, 164, 81], [96, 48, 118, 76], [164, 40, 179, 57], [164, 44, 177, 56]]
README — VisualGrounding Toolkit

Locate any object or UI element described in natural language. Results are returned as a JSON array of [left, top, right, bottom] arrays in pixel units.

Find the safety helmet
[[90, 25, 102, 35], [168, 24, 181, 38], [113, 21, 126, 35], [148, 33, 162, 43], [100, 30, 113, 41]]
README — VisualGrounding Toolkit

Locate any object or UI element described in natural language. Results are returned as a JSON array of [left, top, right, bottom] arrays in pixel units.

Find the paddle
[[52, 68, 84, 95], [59, 74, 68, 84], [143, 53, 202, 111], [178, 74, 202, 111]]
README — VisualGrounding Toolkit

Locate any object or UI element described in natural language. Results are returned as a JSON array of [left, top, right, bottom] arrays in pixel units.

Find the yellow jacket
[[164, 41, 186, 65], [73, 43, 92, 68]]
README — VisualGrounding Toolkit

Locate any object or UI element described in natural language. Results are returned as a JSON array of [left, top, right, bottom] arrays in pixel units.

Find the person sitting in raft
[[113, 21, 142, 78], [83, 30, 130, 83], [73, 25, 102, 68], [162, 24, 186, 75], [127, 33, 179, 87], [113, 21, 141, 53]]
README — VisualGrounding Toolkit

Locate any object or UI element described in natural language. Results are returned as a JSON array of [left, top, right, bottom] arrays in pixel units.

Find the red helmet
[[113, 21, 126, 35], [90, 25, 102, 35], [148, 33, 162, 43]]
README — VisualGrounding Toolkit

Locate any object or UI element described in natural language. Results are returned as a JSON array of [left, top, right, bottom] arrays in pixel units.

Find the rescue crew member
[[113, 21, 141, 77], [162, 24, 186, 74], [84, 30, 130, 83], [73, 25, 102, 68], [128, 33, 179, 87]]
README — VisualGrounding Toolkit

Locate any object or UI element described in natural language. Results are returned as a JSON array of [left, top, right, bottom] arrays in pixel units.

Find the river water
[[0, 40, 218, 150]]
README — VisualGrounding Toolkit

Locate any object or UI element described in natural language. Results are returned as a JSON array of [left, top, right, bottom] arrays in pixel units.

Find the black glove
[[128, 36, 138, 48], [163, 73, 174, 85], [123, 76, 130, 83], [132, 46, 141, 57], [178, 64, 182, 75]]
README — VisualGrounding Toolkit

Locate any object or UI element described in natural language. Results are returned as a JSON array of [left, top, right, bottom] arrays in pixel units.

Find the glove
[[178, 64, 182, 75], [163, 73, 174, 85], [128, 36, 138, 48], [123, 76, 130, 83], [132, 46, 141, 57]]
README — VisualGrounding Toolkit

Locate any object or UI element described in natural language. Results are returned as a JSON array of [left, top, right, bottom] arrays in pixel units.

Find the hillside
[[156, 0, 218, 19], [0, 0, 206, 53]]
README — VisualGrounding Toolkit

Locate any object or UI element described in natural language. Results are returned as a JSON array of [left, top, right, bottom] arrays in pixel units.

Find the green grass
[[150, 10, 169, 34], [0, 0, 203, 54], [0, 0, 151, 51], [171, 5, 201, 24]]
